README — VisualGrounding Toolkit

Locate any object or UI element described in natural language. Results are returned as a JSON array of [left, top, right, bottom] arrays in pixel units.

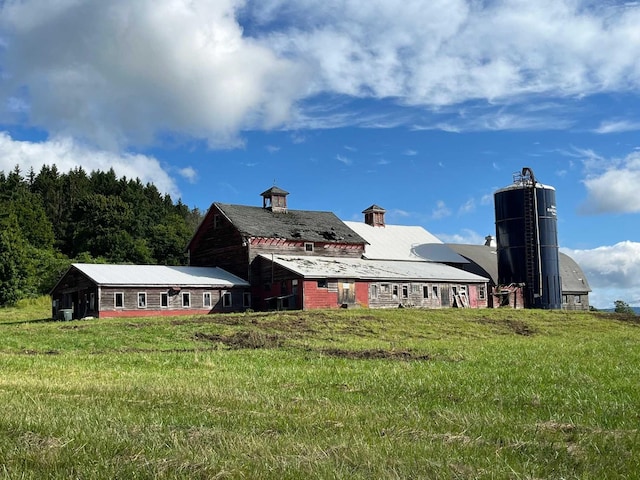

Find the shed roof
[[63, 264, 249, 288], [215, 203, 367, 244], [260, 254, 488, 282], [343, 221, 468, 263]]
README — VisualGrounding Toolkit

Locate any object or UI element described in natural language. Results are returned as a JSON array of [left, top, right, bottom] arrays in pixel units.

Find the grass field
[[1, 298, 639, 479]]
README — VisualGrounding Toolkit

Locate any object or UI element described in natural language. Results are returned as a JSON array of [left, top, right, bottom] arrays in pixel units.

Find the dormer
[[261, 186, 289, 213], [363, 204, 386, 227]]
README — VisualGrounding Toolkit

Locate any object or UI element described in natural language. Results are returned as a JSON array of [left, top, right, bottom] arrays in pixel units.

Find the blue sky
[[1, 0, 639, 308]]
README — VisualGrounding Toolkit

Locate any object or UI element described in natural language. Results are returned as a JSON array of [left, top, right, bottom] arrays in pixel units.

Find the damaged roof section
[[260, 254, 489, 283], [215, 203, 367, 244]]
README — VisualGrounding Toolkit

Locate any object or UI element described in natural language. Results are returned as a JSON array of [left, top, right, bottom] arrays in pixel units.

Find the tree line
[[0, 165, 203, 306]]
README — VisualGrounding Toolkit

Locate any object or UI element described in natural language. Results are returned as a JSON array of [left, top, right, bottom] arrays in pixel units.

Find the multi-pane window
[[137, 292, 147, 308], [304, 242, 314, 252], [203, 292, 212, 308], [478, 285, 486, 300], [115, 292, 124, 308]]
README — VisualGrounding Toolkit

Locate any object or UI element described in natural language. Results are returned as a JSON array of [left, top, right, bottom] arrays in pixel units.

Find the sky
[[1, 0, 639, 309]]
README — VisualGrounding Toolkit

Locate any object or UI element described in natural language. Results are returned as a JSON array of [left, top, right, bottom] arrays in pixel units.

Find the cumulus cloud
[[580, 150, 640, 214], [2, 0, 640, 148], [436, 228, 485, 245], [562, 241, 640, 307], [0, 0, 308, 149], [0, 132, 181, 198]]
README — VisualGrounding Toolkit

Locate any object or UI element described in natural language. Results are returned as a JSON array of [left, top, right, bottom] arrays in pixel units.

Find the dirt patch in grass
[[193, 331, 284, 349], [319, 348, 431, 361], [475, 317, 536, 336]]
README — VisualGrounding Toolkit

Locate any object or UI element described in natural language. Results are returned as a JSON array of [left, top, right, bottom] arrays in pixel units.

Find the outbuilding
[[50, 263, 250, 319]]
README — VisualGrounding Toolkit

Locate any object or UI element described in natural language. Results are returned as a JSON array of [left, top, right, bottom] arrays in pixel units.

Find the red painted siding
[[356, 282, 369, 307], [302, 280, 339, 309]]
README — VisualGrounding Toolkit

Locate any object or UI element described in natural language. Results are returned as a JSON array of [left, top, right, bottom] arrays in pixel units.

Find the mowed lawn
[[1, 299, 639, 479]]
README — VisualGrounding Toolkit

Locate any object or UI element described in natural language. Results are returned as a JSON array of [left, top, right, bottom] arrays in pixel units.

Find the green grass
[[0, 299, 639, 479]]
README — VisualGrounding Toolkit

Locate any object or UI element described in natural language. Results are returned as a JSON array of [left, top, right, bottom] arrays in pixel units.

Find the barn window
[[381, 284, 390, 293], [402, 285, 408, 298], [213, 214, 221, 228], [137, 292, 147, 308], [203, 292, 212, 308], [412, 284, 421, 294], [432, 285, 439, 298], [243, 292, 251, 308], [115, 292, 124, 308], [161, 293, 169, 308], [478, 285, 486, 300], [317, 279, 328, 288], [222, 292, 232, 308], [304, 242, 314, 252], [574, 295, 581, 304], [392, 285, 398, 299], [370, 284, 378, 299], [563, 295, 568, 304], [89, 293, 95, 310], [423, 286, 429, 299], [182, 292, 190, 307]]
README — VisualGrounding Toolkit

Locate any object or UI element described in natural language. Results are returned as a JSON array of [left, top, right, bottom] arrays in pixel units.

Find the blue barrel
[[494, 170, 562, 309]]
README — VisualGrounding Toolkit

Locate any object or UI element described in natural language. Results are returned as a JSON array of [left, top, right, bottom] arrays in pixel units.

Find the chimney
[[261, 186, 289, 213], [363, 204, 386, 227]]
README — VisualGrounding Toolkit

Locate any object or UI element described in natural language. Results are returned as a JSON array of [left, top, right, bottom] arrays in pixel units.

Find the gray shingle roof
[[215, 203, 367, 244]]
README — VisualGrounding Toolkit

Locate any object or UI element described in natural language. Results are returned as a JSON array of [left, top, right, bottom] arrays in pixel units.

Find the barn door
[[440, 286, 450, 307], [338, 280, 356, 305]]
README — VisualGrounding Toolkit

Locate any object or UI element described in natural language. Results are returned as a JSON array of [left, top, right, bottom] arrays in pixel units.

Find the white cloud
[[178, 166, 198, 184], [562, 241, 640, 308], [265, 145, 280, 153], [2, 0, 640, 147], [0, 132, 180, 198], [580, 150, 640, 214], [436, 228, 485, 245], [403, 149, 418, 156], [0, 0, 308, 149], [336, 154, 352, 166], [458, 198, 475, 215], [431, 200, 451, 220], [595, 119, 640, 133]]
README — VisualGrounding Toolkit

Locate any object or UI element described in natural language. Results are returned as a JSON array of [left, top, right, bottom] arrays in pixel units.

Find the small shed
[[50, 263, 251, 319]]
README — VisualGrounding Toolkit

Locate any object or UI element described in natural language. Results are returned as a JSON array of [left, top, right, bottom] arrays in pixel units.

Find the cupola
[[363, 204, 386, 227], [261, 186, 289, 213]]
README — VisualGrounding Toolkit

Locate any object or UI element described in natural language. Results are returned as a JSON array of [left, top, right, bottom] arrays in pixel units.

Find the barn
[[50, 263, 250, 319], [188, 189, 490, 310]]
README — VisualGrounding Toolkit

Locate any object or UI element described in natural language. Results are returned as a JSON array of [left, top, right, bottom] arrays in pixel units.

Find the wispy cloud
[[336, 153, 353, 166], [458, 198, 476, 215], [594, 120, 640, 134], [431, 200, 451, 220], [266, 145, 280, 153], [178, 166, 198, 184], [403, 149, 418, 156]]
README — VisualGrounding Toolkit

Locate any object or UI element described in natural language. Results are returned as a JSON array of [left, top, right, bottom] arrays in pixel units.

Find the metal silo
[[494, 167, 562, 309]]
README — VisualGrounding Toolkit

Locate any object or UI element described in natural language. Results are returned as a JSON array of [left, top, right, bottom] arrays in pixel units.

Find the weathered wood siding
[[562, 293, 590, 311], [367, 282, 488, 309]]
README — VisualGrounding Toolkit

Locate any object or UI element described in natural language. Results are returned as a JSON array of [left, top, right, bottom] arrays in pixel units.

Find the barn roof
[[60, 264, 249, 288], [260, 254, 488, 282], [343, 221, 468, 263], [445, 244, 591, 294], [215, 203, 367, 244]]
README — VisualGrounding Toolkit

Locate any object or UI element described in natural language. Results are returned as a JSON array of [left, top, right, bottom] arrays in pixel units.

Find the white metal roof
[[261, 255, 488, 283], [71, 263, 249, 287], [343, 221, 468, 263]]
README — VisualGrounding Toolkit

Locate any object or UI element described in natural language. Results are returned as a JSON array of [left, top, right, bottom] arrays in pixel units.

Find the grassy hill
[[1, 299, 639, 479]]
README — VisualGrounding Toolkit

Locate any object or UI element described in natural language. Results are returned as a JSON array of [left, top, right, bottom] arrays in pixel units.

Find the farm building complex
[[52, 180, 591, 318]]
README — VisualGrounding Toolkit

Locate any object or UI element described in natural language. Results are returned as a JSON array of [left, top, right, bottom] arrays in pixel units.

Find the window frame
[[137, 292, 147, 309], [304, 242, 314, 252], [161, 292, 169, 308], [222, 291, 232, 308], [114, 292, 124, 309], [243, 292, 251, 308], [182, 292, 191, 308], [317, 279, 328, 288], [203, 292, 212, 308]]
